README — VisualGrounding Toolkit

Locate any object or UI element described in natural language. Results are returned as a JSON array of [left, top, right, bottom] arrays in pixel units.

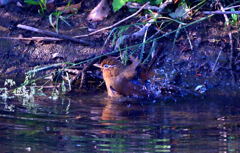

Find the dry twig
[[203, 11, 240, 15], [17, 24, 94, 46], [203, 4, 240, 14], [126, 2, 161, 11], [0, 36, 61, 41]]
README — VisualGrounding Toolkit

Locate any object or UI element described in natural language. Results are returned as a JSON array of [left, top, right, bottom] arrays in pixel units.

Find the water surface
[[0, 91, 240, 153]]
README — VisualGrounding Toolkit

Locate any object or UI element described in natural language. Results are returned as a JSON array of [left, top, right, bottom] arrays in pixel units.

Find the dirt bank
[[0, 1, 240, 92]]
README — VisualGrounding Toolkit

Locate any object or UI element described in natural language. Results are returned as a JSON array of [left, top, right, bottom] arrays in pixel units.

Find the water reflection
[[0, 92, 240, 152]]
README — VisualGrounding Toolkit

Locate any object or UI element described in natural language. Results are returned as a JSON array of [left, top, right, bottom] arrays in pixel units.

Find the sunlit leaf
[[152, 0, 163, 5], [112, 0, 128, 12], [24, 0, 40, 5]]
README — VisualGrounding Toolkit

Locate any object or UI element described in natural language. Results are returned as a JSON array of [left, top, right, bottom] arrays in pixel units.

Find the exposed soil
[[0, 1, 240, 92], [0, 0, 117, 76]]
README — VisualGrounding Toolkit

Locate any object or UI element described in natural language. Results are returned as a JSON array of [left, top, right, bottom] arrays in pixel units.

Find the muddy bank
[[0, 1, 240, 93], [0, 1, 114, 76]]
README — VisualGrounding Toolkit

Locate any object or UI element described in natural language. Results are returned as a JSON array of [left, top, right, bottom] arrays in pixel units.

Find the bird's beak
[[93, 63, 103, 69]]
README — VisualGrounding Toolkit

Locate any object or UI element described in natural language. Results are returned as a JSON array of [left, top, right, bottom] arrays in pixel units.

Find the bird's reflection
[[91, 97, 163, 135], [101, 98, 145, 122]]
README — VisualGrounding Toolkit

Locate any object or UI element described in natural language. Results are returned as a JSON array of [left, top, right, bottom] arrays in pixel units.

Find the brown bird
[[94, 56, 156, 98]]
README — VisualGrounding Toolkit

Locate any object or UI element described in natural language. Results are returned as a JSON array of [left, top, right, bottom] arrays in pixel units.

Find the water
[[0, 92, 240, 153]]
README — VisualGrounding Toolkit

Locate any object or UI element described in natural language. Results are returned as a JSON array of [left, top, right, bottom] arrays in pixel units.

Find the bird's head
[[94, 57, 124, 78]]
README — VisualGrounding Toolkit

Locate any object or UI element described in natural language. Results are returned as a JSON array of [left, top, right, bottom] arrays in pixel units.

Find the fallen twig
[[203, 4, 240, 15], [74, 2, 150, 38], [184, 28, 193, 50], [17, 24, 94, 46], [224, 5, 240, 10], [33, 85, 61, 89], [0, 36, 61, 41], [64, 68, 82, 75], [126, 2, 162, 12], [212, 49, 223, 73], [203, 10, 240, 15]]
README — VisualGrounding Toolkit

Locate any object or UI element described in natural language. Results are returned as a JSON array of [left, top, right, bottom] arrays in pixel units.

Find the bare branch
[[17, 24, 95, 46]]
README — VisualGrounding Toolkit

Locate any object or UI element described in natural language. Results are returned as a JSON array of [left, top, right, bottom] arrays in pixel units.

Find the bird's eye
[[103, 64, 115, 68]]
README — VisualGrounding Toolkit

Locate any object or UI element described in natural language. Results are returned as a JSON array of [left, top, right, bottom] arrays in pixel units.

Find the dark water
[[0, 91, 240, 153]]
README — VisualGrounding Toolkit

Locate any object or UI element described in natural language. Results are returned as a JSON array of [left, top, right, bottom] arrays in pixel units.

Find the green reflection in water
[[95, 136, 171, 152]]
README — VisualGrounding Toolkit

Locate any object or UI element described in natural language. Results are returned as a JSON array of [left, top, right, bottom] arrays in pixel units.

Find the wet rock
[[87, 0, 111, 22]]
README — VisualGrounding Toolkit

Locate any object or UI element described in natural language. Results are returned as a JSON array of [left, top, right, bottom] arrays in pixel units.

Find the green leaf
[[24, 0, 40, 5], [231, 8, 238, 22], [112, 0, 128, 12], [153, 0, 163, 5], [133, 0, 146, 3]]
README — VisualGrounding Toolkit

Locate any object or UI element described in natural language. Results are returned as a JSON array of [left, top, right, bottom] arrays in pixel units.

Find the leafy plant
[[49, 0, 73, 33], [112, 0, 163, 12], [24, 0, 47, 14], [230, 8, 239, 26], [49, 11, 72, 33]]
